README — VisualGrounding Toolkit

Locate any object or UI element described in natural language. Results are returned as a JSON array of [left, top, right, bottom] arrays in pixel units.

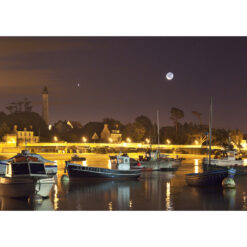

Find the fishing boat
[[0, 150, 57, 177], [0, 158, 55, 198], [65, 155, 141, 180], [139, 150, 181, 171], [202, 150, 247, 175], [185, 97, 236, 186], [138, 110, 181, 171]]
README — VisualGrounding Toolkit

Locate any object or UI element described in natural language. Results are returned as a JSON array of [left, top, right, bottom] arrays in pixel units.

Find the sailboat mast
[[209, 96, 213, 166], [157, 109, 160, 152]]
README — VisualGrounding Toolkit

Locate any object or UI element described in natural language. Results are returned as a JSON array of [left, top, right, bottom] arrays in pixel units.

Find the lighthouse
[[42, 87, 49, 125]]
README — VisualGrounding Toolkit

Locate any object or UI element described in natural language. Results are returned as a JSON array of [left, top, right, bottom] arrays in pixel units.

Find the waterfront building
[[53, 120, 73, 133], [3, 125, 39, 145], [100, 124, 122, 143], [100, 124, 111, 142], [92, 132, 99, 141], [110, 129, 122, 143], [42, 86, 49, 125]]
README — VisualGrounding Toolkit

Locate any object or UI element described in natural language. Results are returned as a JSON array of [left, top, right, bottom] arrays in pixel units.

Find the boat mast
[[208, 96, 213, 166], [157, 109, 160, 154]]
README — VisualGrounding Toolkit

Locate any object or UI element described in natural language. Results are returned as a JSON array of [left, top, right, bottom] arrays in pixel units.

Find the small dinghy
[[65, 155, 141, 180]]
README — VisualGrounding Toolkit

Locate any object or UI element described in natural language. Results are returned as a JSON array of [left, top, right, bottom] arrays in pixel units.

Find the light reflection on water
[[108, 202, 113, 211], [194, 159, 199, 173], [1, 155, 247, 210], [166, 182, 172, 210], [53, 184, 59, 210]]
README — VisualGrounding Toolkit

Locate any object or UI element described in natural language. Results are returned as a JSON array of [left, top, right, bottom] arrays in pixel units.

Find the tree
[[6, 98, 32, 113], [4, 111, 49, 140], [122, 122, 145, 142], [135, 115, 153, 139], [0, 122, 11, 140], [229, 129, 243, 150], [192, 111, 202, 125], [170, 107, 184, 139], [192, 133, 207, 145], [102, 118, 123, 132], [16, 101, 23, 112], [23, 98, 32, 112]]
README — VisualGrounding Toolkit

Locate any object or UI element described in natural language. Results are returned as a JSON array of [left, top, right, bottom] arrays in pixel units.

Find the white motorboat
[[203, 150, 244, 167], [0, 158, 55, 198], [0, 150, 57, 177]]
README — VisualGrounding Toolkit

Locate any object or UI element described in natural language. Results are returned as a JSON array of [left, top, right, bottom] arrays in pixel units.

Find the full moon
[[166, 72, 174, 80]]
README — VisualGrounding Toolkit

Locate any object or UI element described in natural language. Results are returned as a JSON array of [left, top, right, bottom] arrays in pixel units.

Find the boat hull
[[67, 163, 141, 180], [203, 158, 244, 166], [140, 159, 181, 171], [203, 163, 247, 176], [186, 170, 229, 187], [0, 177, 55, 198]]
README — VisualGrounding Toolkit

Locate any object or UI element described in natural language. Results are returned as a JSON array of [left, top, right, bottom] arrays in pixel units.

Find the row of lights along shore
[[53, 136, 174, 145]]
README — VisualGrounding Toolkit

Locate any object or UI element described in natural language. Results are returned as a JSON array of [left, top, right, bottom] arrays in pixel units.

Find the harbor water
[[1, 154, 247, 210]]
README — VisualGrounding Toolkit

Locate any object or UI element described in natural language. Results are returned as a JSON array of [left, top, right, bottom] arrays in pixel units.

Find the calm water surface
[[1, 156, 247, 210]]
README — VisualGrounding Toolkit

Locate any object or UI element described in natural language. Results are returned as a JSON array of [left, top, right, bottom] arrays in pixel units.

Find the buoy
[[28, 194, 43, 204], [61, 174, 70, 182], [222, 177, 236, 189]]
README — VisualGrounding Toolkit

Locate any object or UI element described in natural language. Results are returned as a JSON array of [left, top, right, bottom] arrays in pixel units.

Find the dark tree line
[[6, 98, 32, 114], [0, 104, 245, 146]]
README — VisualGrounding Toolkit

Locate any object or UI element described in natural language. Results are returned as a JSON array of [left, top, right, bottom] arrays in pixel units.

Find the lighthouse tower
[[42, 87, 49, 125]]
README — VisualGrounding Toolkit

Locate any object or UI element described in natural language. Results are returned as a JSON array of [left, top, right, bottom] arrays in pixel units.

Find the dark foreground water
[[1, 158, 247, 210]]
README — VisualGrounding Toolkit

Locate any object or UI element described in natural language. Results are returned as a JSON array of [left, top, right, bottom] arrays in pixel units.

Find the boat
[[65, 155, 142, 180], [0, 158, 55, 198], [121, 154, 143, 169], [185, 97, 236, 186], [186, 169, 235, 187], [139, 150, 181, 171], [202, 150, 247, 175], [71, 155, 87, 162], [0, 160, 8, 176], [0, 150, 57, 177], [138, 110, 181, 171]]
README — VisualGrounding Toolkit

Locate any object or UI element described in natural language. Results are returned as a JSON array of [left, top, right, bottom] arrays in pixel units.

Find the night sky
[[0, 37, 247, 131]]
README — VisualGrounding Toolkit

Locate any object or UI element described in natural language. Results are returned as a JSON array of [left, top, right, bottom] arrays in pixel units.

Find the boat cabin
[[225, 151, 236, 160], [5, 161, 48, 179], [139, 150, 160, 161], [109, 155, 130, 170]]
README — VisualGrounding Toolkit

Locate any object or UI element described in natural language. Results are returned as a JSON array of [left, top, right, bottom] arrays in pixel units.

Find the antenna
[[208, 96, 213, 166], [157, 109, 160, 154]]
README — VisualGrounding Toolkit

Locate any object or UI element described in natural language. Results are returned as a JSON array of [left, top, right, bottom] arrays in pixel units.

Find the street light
[[53, 136, 58, 142], [166, 139, 171, 145], [145, 138, 150, 144], [126, 138, 131, 143], [109, 138, 113, 143], [82, 136, 87, 143], [194, 140, 199, 145]]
